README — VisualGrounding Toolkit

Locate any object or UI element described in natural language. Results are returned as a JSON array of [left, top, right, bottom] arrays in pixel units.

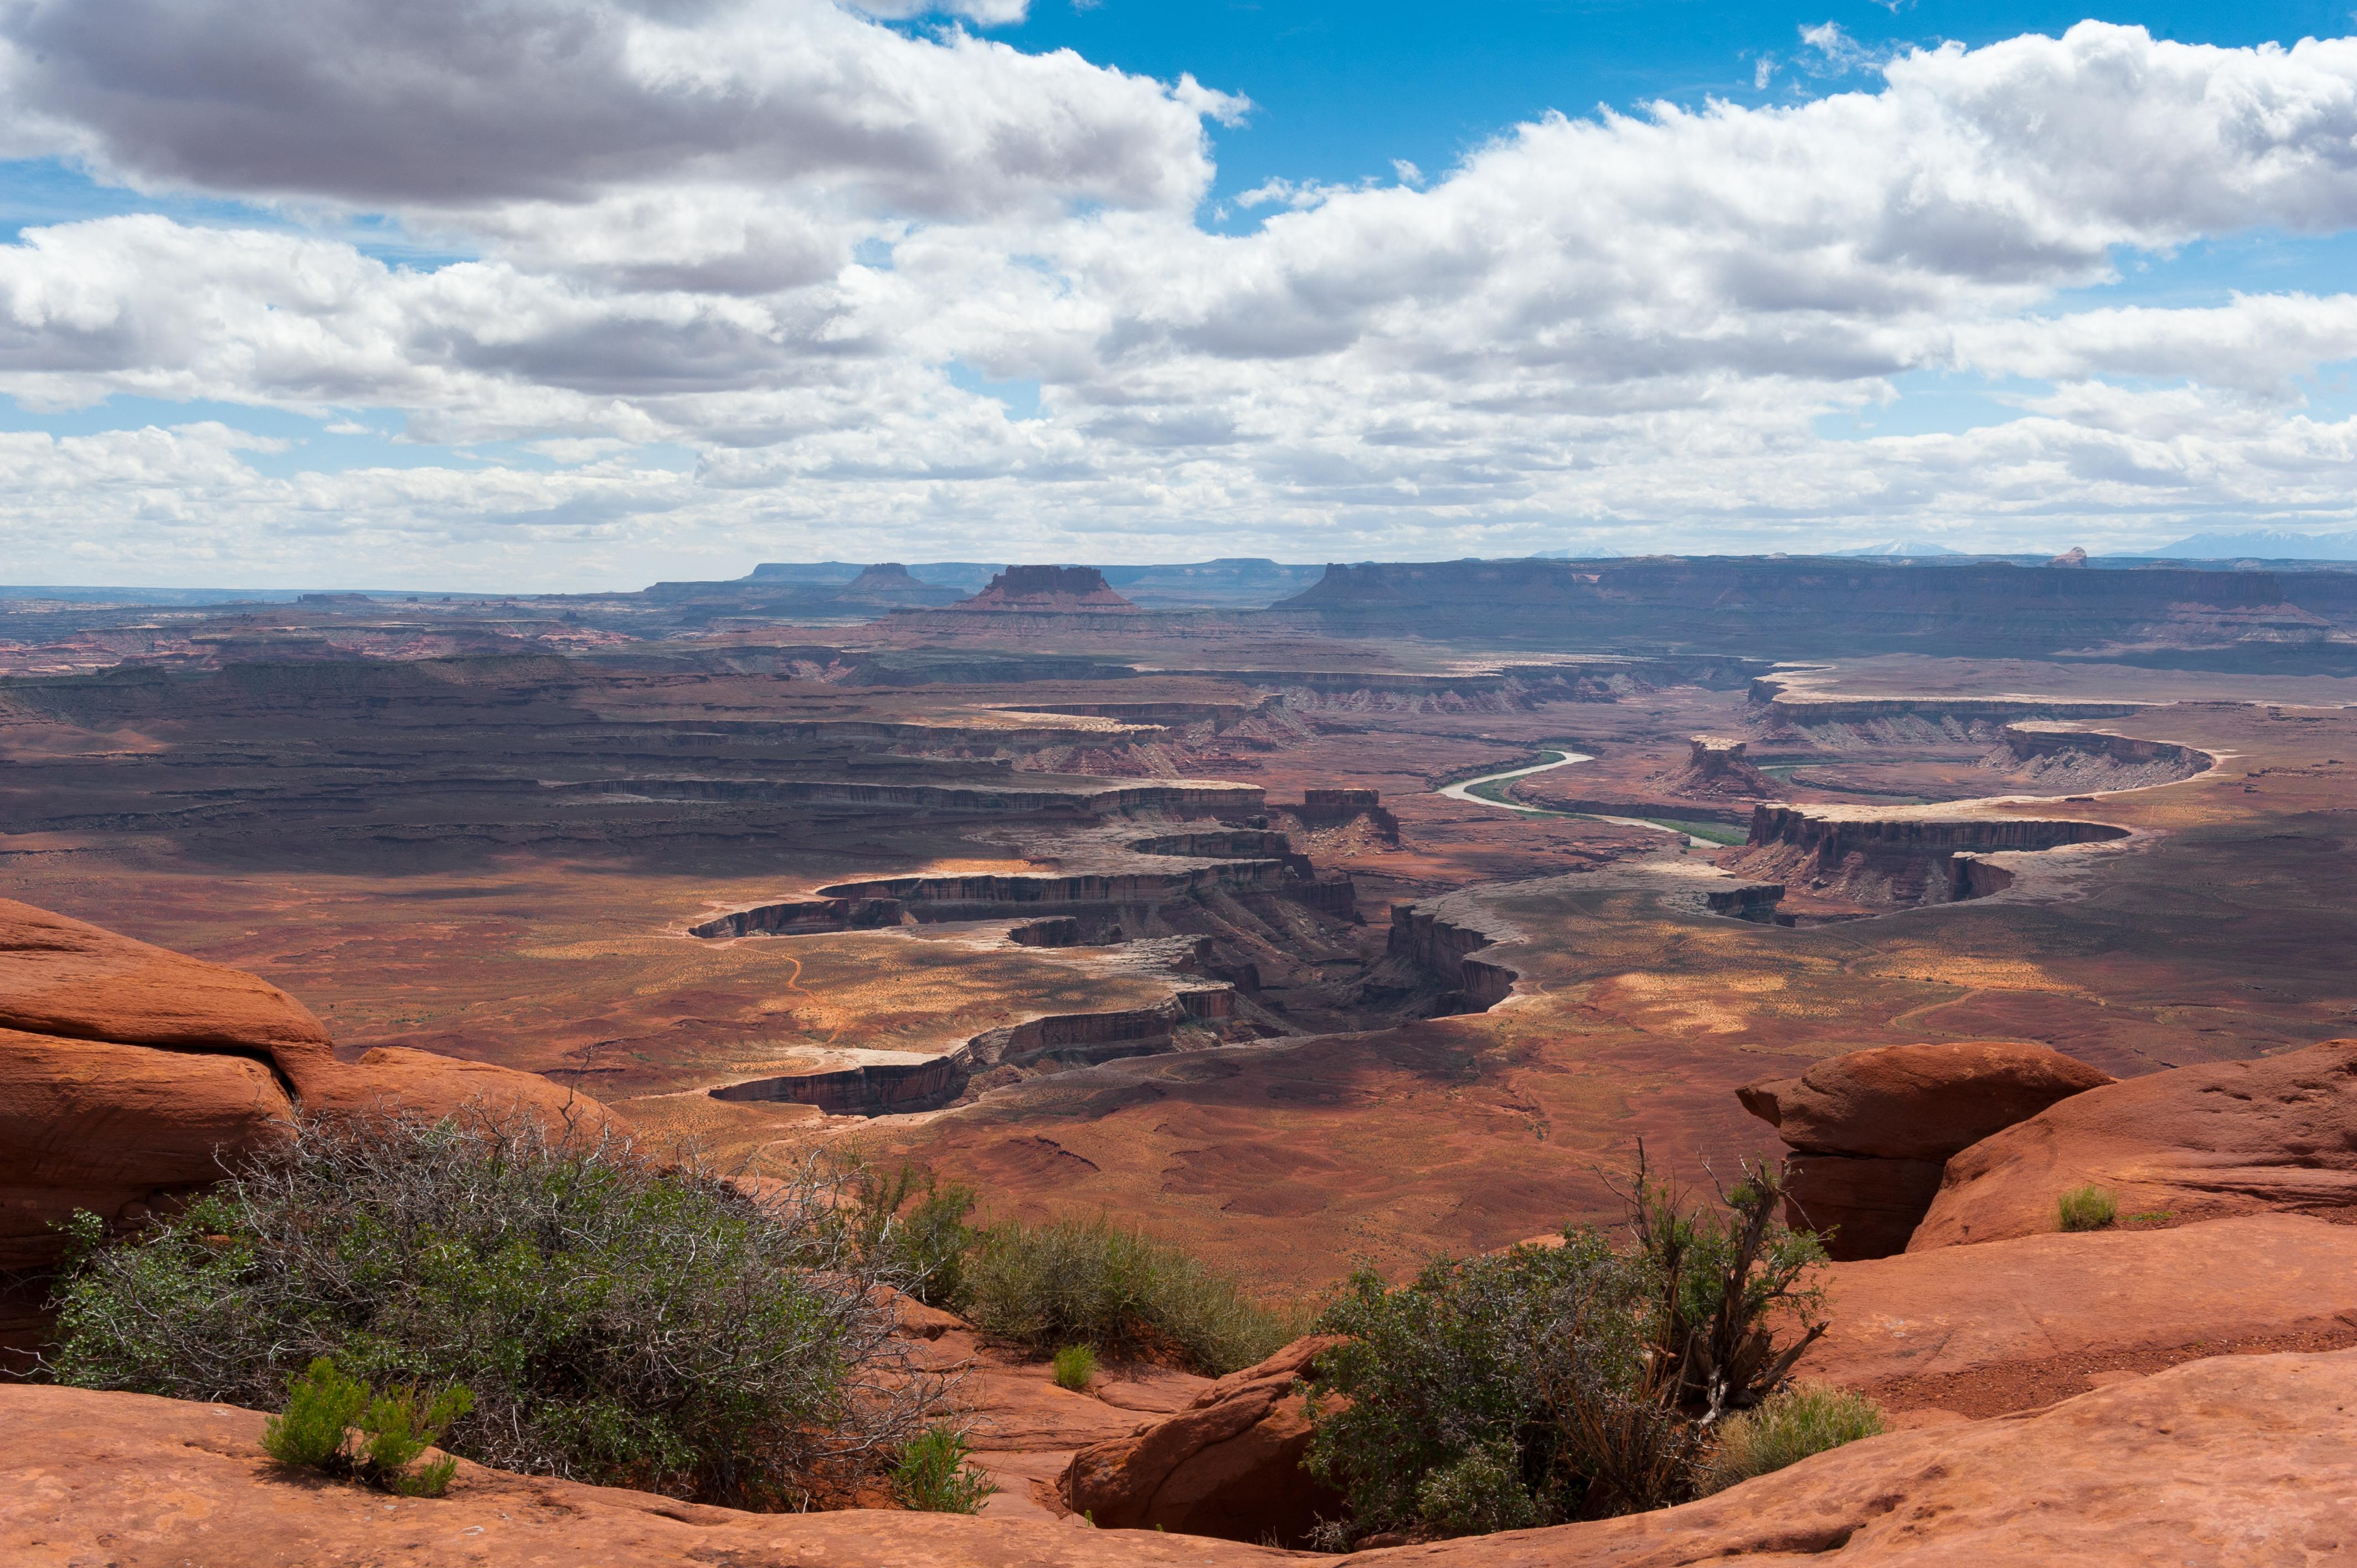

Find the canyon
[[4, 555, 2356, 1561]]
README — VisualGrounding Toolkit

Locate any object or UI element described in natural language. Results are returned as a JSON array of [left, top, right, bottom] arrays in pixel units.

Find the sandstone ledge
[[10, 1349, 2357, 1566]]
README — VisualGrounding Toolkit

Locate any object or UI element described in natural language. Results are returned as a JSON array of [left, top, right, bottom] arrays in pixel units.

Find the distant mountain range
[[2149, 529, 2357, 561]]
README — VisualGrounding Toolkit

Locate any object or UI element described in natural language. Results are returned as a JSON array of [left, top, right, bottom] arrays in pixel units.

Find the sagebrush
[[956, 1213, 1301, 1374], [45, 1112, 948, 1507], [1303, 1152, 1828, 1545]]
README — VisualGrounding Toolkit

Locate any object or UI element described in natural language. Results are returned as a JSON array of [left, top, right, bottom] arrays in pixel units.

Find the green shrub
[[1303, 1151, 1829, 1545], [1414, 1438, 1545, 1538], [843, 1162, 979, 1307], [1304, 1232, 1648, 1541], [1052, 1344, 1098, 1391], [892, 1426, 997, 1514], [955, 1214, 1299, 1375], [261, 1357, 370, 1471], [2057, 1185, 2119, 1232], [260, 1358, 473, 1497], [1696, 1384, 1884, 1495], [47, 1113, 945, 1508]]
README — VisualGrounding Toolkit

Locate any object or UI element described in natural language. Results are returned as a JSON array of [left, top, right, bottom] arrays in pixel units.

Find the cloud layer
[[3, 12, 2357, 584]]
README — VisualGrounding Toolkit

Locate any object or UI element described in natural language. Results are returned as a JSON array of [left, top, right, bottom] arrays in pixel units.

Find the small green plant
[[2124, 1209, 2173, 1227], [1695, 1384, 1883, 1495], [261, 1357, 369, 1471], [1414, 1438, 1544, 1537], [260, 1358, 474, 1497], [892, 1426, 997, 1514], [1051, 1344, 1098, 1391], [2057, 1185, 2119, 1232]]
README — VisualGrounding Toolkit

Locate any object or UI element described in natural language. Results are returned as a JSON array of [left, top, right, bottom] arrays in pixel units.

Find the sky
[[6, 3, 2357, 587]]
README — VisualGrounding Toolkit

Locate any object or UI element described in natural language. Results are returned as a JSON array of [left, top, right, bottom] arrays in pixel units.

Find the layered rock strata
[[1738, 1041, 2113, 1258]]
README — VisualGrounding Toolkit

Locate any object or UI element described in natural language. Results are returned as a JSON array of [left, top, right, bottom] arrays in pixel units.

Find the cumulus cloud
[[0, 0, 1216, 218], [3, 19, 2357, 581]]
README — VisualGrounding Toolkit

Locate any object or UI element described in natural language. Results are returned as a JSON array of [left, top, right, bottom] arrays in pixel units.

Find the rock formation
[[955, 566, 1139, 612], [1060, 1334, 1344, 1545], [10, 1347, 2357, 1564], [0, 898, 614, 1270], [1727, 805, 2129, 910], [1910, 1039, 2357, 1251], [1737, 1041, 2114, 1258], [1802, 1213, 2357, 1415], [1659, 736, 1774, 797]]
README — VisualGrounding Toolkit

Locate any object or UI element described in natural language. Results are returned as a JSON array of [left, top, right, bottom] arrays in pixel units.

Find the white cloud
[[2, 20, 2357, 582]]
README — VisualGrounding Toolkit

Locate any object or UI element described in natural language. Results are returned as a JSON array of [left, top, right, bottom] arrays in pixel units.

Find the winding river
[[1435, 748, 1594, 811], [1435, 747, 1720, 847]]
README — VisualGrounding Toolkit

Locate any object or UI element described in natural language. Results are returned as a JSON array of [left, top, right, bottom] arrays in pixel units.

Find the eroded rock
[[1911, 1038, 2357, 1250], [1738, 1040, 2112, 1258], [1060, 1334, 1344, 1545]]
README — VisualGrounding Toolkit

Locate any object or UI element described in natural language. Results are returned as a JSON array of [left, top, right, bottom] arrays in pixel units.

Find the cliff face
[[1727, 806, 2129, 910], [1987, 725, 2213, 792], [1386, 906, 1516, 1013], [1277, 557, 2357, 662], [954, 565, 1138, 612]]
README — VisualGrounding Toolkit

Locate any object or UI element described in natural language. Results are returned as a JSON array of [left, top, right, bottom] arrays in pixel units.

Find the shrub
[[843, 1162, 979, 1307], [1695, 1384, 1883, 1495], [955, 1214, 1300, 1374], [261, 1357, 473, 1497], [892, 1425, 997, 1514], [261, 1357, 370, 1471], [1303, 1150, 1829, 1545], [1052, 1344, 1097, 1391], [46, 1112, 946, 1508], [2057, 1186, 2118, 1232]]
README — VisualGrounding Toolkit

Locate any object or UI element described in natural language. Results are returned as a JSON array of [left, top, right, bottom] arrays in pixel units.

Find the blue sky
[[4, 2, 2357, 586]]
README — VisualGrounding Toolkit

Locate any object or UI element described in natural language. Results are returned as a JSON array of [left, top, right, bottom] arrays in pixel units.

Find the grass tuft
[[1051, 1345, 1098, 1391], [2056, 1185, 2119, 1232], [1696, 1384, 1885, 1495], [892, 1426, 996, 1514]]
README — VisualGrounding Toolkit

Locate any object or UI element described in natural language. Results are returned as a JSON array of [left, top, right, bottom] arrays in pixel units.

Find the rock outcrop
[[1802, 1213, 2357, 1415], [0, 898, 614, 1270], [11, 1347, 2357, 1565], [1659, 736, 1774, 797], [956, 566, 1139, 612], [1910, 1039, 2357, 1251], [1060, 1334, 1344, 1545], [1738, 1041, 2113, 1258], [1727, 806, 2129, 910]]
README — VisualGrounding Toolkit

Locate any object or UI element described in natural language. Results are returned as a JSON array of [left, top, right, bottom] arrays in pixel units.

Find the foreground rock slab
[[9, 1350, 2357, 1566], [1802, 1212, 2357, 1416], [1913, 1038, 2357, 1250]]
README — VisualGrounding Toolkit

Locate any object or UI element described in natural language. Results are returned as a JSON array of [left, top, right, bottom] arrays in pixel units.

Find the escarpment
[[1983, 723, 2213, 792], [1386, 904, 1516, 1014], [1723, 804, 2129, 914], [708, 987, 1238, 1117]]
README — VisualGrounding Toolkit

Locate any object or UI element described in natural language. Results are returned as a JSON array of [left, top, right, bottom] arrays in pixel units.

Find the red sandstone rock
[[0, 899, 619, 1270], [1800, 1213, 2357, 1415], [9, 1349, 2357, 1566], [1738, 1041, 2113, 1259], [1911, 1038, 2357, 1250], [0, 898, 336, 1092], [305, 1045, 617, 1137], [1061, 1335, 1344, 1545], [0, 1027, 294, 1267], [1740, 1041, 2114, 1162]]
